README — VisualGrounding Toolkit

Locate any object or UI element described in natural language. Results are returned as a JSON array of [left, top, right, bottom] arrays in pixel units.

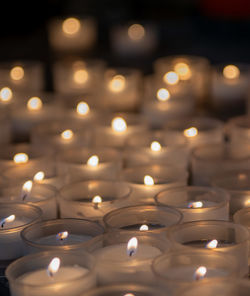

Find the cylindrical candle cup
[[21, 218, 104, 254], [59, 180, 131, 222], [167, 220, 249, 277], [6, 250, 96, 296], [155, 186, 229, 222], [0, 203, 42, 266]]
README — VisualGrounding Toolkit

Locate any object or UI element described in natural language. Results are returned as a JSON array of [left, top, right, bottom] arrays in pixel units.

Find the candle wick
[[1, 221, 5, 228], [129, 250, 134, 257], [22, 193, 27, 201]]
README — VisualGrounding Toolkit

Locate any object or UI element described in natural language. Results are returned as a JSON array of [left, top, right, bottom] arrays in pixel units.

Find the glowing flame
[[21, 180, 33, 201], [194, 266, 207, 281], [47, 257, 60, 277], [108, 75, 126, 92], [187, 201, 203, 209], [33, 171, 45, 182], [128, 24, 145, 41], [92, 195, 102, 209], [56, 231, 69, 241], [111, 117, 127, 132], [139, 224, 149, 231], [174, 62, 192, 80], [244, 199, 250, 206], [76, 101, 89, 116], [127, 237, 138, 257], [61, 129, 74, 141], [10, 66, 24, 81], [156, 88, 170, 102], [183, 127, 198, 138], [87, 155, 99, 167], [206, 239, 218, 249], [73, 69, 89, 84], [62, 17, 80, 35], [27, 97, 43, 111], [13, 153, 29, 164], [150, 141, 162, 152], [223, 65, 240, 80], [144, 175, 154, 186], [0, 87, 13, 102], [163, 71, 179, 85], [1, 214, 15, 228], [124, 294, 135, 296]]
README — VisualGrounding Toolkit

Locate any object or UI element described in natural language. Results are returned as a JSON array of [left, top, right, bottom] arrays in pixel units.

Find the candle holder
[[152, 249, 240, 293], [21, 218, 104, 254], [167, 220, 249, 277], [59, 180, 131, 221], [191, 143, 250, 186], [0, 183, 58, 220], [226, 115, 250, 145], [56, 147, 122, 182], [211, 170, 250, 215], [0, 203, 42, 266], [155, 186, 229, 222], [103, 205, 183, 234], [119, 164, 188, 203], [6, 250, 96, 296], [86, 231, 169, 285]]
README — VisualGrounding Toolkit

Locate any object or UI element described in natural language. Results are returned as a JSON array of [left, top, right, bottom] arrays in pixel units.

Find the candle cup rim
[[233, 208, 250, 227]]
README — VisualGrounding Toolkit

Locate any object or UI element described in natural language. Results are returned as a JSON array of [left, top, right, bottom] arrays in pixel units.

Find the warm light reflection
[[62, 17, 80, 35], [10, 66, 24, 81], [150, 141, 162, 152], [194, 266, 207, 281], [245, 199, 250, 206], [76, 101, 90, 116], [223, 65, 240, 80], [128, 24, 145, 41], [124, 294, 135, 296], [47, 257, 60, 277], [238, 173, 247, 181], [183, 127, 198, 138], [61, 129, 74, 141], [156, 88, 170, 102], [174, 62, 192, 80], [144, 175, 154, 186], [187, 201, 203, 209], [87, 155, 99, 167], [21, 180, 33, 201], [127, 237, 138, 257], [111, 117, 127, 132], [139, 224, 149, 231], [0, 87, 13, 102], [108, 75, 126, 92], [1, 214, 15, 228], [33, 171, 45, 182], [73, 69, 89, 84], [56, 231, 69, 241], [163, 71, 179, 85], [206, 239, 218, 249], [27, 97, 43, 111], [13, 153, 29, 164]]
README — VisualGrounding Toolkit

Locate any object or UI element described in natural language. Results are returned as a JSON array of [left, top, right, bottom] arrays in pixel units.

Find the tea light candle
[[155, 186, 229, 222], [48, 17, 97, 53], [0, 203, 41, 265], [6, 250, 96, 296]]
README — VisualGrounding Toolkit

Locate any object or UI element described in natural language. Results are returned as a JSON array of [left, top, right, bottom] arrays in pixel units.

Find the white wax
[[35, 234, 92, 246]]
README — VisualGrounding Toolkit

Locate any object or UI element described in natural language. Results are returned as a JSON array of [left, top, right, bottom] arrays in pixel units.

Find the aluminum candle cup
[[155, 186, 229, 222], [6, 250, 96, 296], [152, 250, 240, 293], [120, 165, 188, 203], [103, 205, 183, 234], [191, 143, 250, 186], [211, 170, 250, 215], [21, 218, 104, 254], [0, 203, 42, 266], [56, 147, 122, 182], [87, 231, 170, 285], [59, 181, 131, 221], [0, 183, 57, 220], [167, 220, 249, 277]]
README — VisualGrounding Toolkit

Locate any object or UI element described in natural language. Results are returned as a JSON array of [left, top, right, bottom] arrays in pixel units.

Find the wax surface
[[35, 234, 92, 245]]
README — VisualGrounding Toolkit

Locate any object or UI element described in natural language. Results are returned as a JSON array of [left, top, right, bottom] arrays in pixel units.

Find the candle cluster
[[0, 16, 249, 296]]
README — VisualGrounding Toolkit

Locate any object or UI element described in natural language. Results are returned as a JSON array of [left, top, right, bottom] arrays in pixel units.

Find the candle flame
[[62, 17, 80, 35], [13, 153, 29, 164], [109, 75, 126, 92], [21, 180, 33, 201], [10, 66, 24, 81], [128, 24, 145, 41], [61, 129, 74, 141], [47, 257, 60, 277], [87, 155, 99, 167], [163, 71, 179, 85], [206, 239, 218, 249], [111, 117, 127, 132], [92, 195, 102, 209], [76, 101, 89, 116], [174, 62, 192, 80], [156, 88, 170, 102], [144, 175, 154, 186], [183, 127, 198, 138], [73, 69, 89, 84], [33, 171, 45, 182], [27, 97, 43, 111], [124, 294, 135, 296], [194, 266, 207, 281], [1, 214, 15, 228], [139, 224, 149, 231], [127, 237, 138, 257], [223, 65, 240, 80], [56, 231, 69, 241], [150, 141, 162, 152], [187, 201, 203, 209], [0, 87, 13, 102]]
